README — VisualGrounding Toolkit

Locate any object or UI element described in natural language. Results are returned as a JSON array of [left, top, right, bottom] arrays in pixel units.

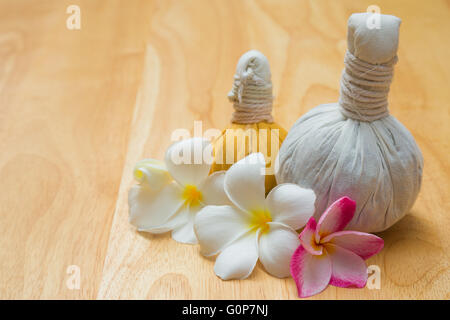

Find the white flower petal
[[128, 182, 183, 230], [224, 153, 266, 212], [194, 205, 250, 256], [144, 205, 191, 234], [165, 138, 212, 186], [200, 171, 233, 206], [259, 222, 301, 278], [133, 159, 171, 190], [265, 183, 316, 230], [214, 231, 259, 280], [171, 207, 198, 244]]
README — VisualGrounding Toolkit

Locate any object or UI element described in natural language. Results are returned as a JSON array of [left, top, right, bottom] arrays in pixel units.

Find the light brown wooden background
[[0, 0, 448, 299]]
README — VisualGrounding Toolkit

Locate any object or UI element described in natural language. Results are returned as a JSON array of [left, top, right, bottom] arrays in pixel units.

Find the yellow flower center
[[134, 169, 144, 180], [182, 184, 203, 207], [249, 208, 272, 234]]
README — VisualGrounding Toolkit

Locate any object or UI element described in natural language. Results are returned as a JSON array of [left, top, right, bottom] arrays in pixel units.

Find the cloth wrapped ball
[[211, 50, 287, 193], [276, 13, 423, 232]]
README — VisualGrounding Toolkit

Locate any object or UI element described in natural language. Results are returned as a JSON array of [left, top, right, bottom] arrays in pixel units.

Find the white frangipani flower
[[194, 153, 316, 280], [129, 138, 230, 244]]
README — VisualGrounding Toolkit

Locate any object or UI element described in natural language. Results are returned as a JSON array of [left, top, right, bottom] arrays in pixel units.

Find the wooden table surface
[[0, 0, 449, 299]]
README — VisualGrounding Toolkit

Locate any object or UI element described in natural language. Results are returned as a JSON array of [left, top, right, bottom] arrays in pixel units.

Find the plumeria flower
[[194, 153, 316, 280], [128, 138, 231, 244], [290, 197, 384, 298]]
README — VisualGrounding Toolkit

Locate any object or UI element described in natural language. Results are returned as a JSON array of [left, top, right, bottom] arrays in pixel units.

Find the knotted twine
[[339, 50, 398, 122], [228, 59, 274, 124]]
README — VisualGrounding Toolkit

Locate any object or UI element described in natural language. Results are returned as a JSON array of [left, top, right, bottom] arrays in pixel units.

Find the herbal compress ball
[[276, 13, 423, 232], [211, 50, 287, 193]]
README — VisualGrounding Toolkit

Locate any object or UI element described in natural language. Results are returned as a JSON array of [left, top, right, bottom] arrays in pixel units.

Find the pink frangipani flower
[[290, 196, 384, 298]]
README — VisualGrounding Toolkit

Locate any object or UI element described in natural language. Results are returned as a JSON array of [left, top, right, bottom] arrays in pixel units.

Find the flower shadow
[[376, 210, 439, 245], [137, 230, 172, 241], [370, 210, 444, 287]]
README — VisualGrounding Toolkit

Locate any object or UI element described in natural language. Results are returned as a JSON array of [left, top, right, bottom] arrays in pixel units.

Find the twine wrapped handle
[[339, 51, 397, 122], [339, 12, 401, 122], [228, 50, 274, 124]]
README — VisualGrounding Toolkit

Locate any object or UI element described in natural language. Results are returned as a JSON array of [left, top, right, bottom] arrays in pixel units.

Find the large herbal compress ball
[[276, 13, 423, 232]]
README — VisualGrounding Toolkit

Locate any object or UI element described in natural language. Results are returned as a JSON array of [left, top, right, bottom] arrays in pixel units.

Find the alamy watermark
[[66, 5, 81, 30], [367, 265, 381, 289], [169, 121, 280, 176], [366, 5, 381, 30], [66, 265, 80, 290]]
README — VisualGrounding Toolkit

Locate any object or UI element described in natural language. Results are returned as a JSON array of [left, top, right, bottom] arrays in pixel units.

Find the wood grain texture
[[0, 0, 448, 299]]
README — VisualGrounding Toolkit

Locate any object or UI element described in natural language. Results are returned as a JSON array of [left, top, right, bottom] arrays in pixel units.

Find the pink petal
[[299, 218, 323, 255], [325, 243, 368, 288], [290, 245, 332, 298], [316, 196, 356, 241], [322, 231, 384, 260]]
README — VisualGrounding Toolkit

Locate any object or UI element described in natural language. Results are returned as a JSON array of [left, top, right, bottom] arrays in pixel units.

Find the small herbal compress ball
[[211, 50, 287, 193]]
